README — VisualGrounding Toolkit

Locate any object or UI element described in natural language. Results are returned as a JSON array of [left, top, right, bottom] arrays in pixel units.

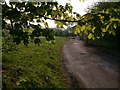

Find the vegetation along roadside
[[2, 37, 69, 88]]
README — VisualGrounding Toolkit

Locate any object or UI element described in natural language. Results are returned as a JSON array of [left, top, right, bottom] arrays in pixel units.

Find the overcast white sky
[[57, 0, 99, 16]]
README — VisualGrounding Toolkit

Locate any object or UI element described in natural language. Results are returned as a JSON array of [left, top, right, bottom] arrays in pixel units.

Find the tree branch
[[46, 17, 80, 22], [39, 14, 80, 22]]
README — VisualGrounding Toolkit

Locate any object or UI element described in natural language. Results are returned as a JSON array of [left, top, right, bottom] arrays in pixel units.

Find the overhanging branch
[[39, 14, 80, 22], [46, 17, 80, 22]]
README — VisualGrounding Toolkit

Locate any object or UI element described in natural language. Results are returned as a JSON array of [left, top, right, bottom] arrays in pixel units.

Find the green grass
[[2, 37, 69, 88]]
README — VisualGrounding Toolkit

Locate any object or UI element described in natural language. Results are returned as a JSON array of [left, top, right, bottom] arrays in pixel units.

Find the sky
[[57, 0, 99, 16], [47, 0, 99, 28]]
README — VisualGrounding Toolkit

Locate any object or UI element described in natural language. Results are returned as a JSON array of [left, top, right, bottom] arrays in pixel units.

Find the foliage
[[2, 2, 76, 45], [2, 1, 120, 45], [2, 30, 18, 52], [2, 37, 69, 88], [79, 2, 120, 41], [72, 24, 81, 35]]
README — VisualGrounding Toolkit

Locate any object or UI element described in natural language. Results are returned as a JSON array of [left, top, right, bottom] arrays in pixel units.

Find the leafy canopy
[[2, 1, 120, 45], [2, 2, 79, 45], [78, 2, 120, 40]]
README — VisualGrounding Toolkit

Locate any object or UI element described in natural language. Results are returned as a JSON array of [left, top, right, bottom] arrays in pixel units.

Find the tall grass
[[2, 37, 69, 88]]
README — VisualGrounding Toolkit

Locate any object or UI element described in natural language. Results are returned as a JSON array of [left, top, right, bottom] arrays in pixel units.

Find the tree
[[2, 1, 120, 46], [89, 2, 120, 42], [2, 2, 79, 45], [79, 2, 120, 42]]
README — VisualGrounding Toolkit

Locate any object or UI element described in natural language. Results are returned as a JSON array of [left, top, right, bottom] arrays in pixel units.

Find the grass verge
[[2, 37, 69, 88]]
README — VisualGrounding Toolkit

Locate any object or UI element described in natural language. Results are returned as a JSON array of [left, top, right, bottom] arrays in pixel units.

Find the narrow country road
[[61, 40, 120, 88]]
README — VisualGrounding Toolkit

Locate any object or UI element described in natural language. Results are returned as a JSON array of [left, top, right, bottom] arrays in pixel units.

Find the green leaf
[[92, 27, 96, 33], [72, 25, 81, 34], [88, 33, 94, 40], [102, 28, 107, 32], [113, 23, 117, 29], [81, 25, 86, 31]]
